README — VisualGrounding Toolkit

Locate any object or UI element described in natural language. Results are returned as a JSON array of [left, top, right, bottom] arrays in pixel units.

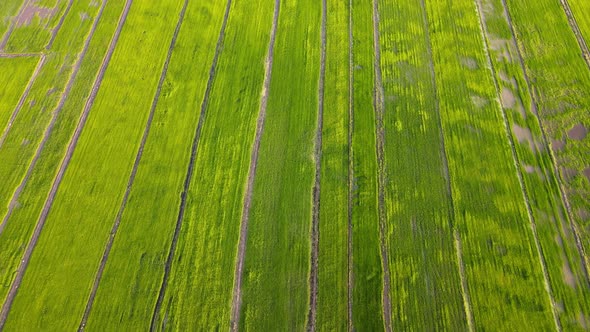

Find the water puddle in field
[[461, 57, 478, 70], [551, 139, 566, 152], [501, 87, 516, 109], [578, 208, 590, 221], [561, 167, 578, 182], [579, 314, 589, 330], [563, 262, 577, 288], [567, 123, 587, 141], [583, 167, 590, 183], [16, 1, 54, 27], [523, 164, 544, 180], [489, 38, 512, 62], [512, 124, 536, 151]]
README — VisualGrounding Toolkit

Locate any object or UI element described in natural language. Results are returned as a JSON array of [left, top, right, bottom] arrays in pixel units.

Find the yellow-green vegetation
[[0, 56, 37, 130]]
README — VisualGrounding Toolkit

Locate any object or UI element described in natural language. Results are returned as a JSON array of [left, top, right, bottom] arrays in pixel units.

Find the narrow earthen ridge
[[0, 0, 29, 51], [307, 0, 326, 330], [230, 0, 280, 330], [78, 2, 188, 330], [500, 0, 590, 284], [419, 0, 474, 329], [370, 1, 392, 331], [0, 0, 108, 237], [149, 0, 233, 330], [346, 0, 354, 330], [0, 0, 131, 328], [558, 0, 590, 69], [473, 1, 561, 330], [0, 54, 46, 149], [0, 52, 41, 58], [46, 0, 74, 50]]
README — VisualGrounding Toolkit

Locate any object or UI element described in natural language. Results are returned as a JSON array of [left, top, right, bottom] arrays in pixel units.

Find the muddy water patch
[[512, 124, 537, 151], [551, 138, 566, 152], [500, 87, 516, 109], [567, 123, 587, 141], [560, 167, 578, 182], [460, 56, 478, 70], [17, 2, 54, 27], [583, 167, 590, 183], [562, 262, 577, 288]]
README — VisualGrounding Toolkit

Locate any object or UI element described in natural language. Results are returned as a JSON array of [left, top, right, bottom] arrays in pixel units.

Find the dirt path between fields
[[0, 0, 131, 328], [0, 54, 46, 149], [306, 0, 326, 330], [346, 0, 354, 330], [229, 1, 280, 330], [0, 52, 41, 58], [46, 0, 74, 50], [370, 1, 392, 331], [558, 0, 590, 69], [78, 2, 188, 330], [419, 0, 475, 329], [149, 0, 233, 330], [473, 0, 562, 330], [0, 0, 29, 51], [500, 0, 590, 286]]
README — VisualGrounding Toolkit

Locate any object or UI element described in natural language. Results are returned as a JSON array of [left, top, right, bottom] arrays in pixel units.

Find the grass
[[377, 0, 467, 329], [152, 0, 275, 329], [476, 0, 590, 329], [0, 56, 38, 130], [316, 0, 349, 330], [424, 0, 556, 329], [0, 0, 23, 40], [83, 0, 230, 330], [568, 0, 590, 50], [2, 1, 185, 329], [239, 0, 320, 329]]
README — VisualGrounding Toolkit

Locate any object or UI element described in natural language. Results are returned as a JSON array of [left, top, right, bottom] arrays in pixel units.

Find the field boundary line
[[370, 1, 392, 331], [0, 53, 42, 58], [0, 0, 29, 51], [419, 0, 474, 329], [149, 0, 234, 329], [0, 54, 46, 149], [500, 0, 590, 284], [77, 2, 189, 330], [346, 0, 354, 330], [307, 0, 326, 330], [229, 0, 280, 330], [0, 0, 132, 327], [473, 0, 561, 330], [46, 0, 74, 50], [557, 0, 590, 70]]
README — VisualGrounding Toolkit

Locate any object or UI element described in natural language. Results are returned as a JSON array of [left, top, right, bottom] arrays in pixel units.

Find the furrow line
[[557, 0, 590, 69], [370, 0, 391, 331], [473, 0, 561, 330], [0, 53, 41, 58], [0, 0, 29, 51], [0, 0, 107, 237], [0, 0, 132, 327], [0, 54, 46, 149], [46, 0, 74, 50], [78, 1, 189, 330], [229, 0, 280, 330], [149, 0, 234, 329], [307, 0, 326, 329], [500, 0, 590, 284], [346, 0, 354, 330], [419, 0, 474, 329]]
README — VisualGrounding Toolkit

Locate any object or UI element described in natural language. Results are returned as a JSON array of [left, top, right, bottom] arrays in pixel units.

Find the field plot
[[0, 0, 589, 330]]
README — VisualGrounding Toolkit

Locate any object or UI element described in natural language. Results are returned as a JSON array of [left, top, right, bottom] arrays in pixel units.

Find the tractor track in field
[[230, 0, 280, 330], [473, 0, 562, 330], [346, 0, 354, 330], [370, 1, 392, 331], [500, 0, 590, 286], [46, 0, 73, 50], [0, 54, 46, 149], [149, 0, 233, 329], [78, 2, 188, 330], [557, 0, 590, 69], [307, 0, 326, 330], [419, 0, 474, 330], [0, 0, 131, 327], [0, 0, 106, 236], [0, 0, 29, 51]]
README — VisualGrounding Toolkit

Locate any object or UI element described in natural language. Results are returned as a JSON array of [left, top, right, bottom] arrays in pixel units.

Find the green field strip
[[238, 0, 320, 329], [568, 0, 590, 56], [0, 0, 187, 330], [424, 0, 557, 329], [3, 0, 70, 53], [503, 0, 590, 270], [0, 55, 39, 140], [77, 0, 230, 330], [0, 0, 108, 306], [147, 0, 274, 329], [350, 0, 384, 330], [46, 0, 73, 50], [477, 0, 590, 329], [0, 0, 27, 50], [377, 0, 468, 329], [557, 0, 590, 69], [316, 0, 349, 329]]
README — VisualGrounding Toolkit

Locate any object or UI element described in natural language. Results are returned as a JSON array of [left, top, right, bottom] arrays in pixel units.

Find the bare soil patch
[[562, 262, 577, 288], [567, 123, 587, 141], [551, 138, 566, 152], [17, 2, 54, 27], [500, 87, 515, 109], [460, 56, 478, 70], [583, 167, 590, 184], [512, 124, 537, 151]]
